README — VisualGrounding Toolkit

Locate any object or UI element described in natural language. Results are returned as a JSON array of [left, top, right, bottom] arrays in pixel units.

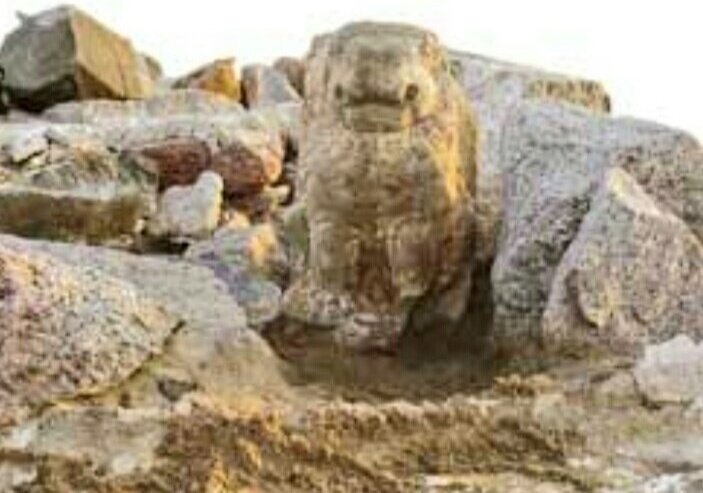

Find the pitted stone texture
[[491, 101, 700, 349], [0, 239, 177, 427], [450, 51, 611, 264], [542, 169, 703, 353], [0, 234, 287, 407], [147, 171, 223, 241], [285, 22, 478, 348]]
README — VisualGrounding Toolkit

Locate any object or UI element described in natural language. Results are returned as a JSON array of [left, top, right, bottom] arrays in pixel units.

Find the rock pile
[[0, 6, 702, 492]]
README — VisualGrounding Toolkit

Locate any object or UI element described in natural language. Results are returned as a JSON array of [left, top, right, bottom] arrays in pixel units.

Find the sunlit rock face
[[284, 22, 478, 349]]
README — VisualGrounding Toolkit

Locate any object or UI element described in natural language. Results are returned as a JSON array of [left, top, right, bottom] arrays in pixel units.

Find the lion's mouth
[[341, 104, 414, 133]]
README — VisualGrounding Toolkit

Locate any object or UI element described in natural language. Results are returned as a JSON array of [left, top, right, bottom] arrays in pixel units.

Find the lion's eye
[[405, 83, 420, 102]]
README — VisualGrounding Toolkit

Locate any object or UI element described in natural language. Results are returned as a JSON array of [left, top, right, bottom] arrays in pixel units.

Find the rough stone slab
[[491, 101, 700, 347], [0, 238, 178, 427], [542, 169, 703, 353], [450, 51, 611, 263]]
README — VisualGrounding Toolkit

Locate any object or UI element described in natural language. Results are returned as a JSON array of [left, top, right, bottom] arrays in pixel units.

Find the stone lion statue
[[284, 22, 478, 350]]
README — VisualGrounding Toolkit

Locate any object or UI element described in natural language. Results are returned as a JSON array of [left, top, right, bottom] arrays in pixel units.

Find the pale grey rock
[[542, 169, 703, 353], [242, 64, 302, 108], [450, 51, 611, 264], [0, 238, 178, 427], [633, 335, 703, 405], [491, 101, 700, 348], [5, 128, 47, 163], [147, 171, 223, 241], [185, 223, 287, 326]]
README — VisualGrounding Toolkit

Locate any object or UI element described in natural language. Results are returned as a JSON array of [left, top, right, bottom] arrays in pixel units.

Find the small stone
[[172, 58, 241, 102], [633, 335, 703, 405], [147, 171, 223, 241]]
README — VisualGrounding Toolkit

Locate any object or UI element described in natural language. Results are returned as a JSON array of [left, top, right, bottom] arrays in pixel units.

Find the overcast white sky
[[0, 1, 700, 139]]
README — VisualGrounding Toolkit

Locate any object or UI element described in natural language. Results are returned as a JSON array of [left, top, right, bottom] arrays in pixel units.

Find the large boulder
[[0, 124, 157, 243], [0, 234, 287, 408], [491, 101, 701, 350], [172, 58, 241, 102], [0, 6, 155, 111], [283, 22, 478, 349], [542, 168, 703, 353], [0, 239, 177, 427], [450, 51, 611, 263], [0, 233, 289, 488], [242, 64, 302, 108]]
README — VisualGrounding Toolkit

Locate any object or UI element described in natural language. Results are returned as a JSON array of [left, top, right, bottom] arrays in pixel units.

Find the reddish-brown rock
[[212, 137, 284, 196], [137, 138, 212, 191]]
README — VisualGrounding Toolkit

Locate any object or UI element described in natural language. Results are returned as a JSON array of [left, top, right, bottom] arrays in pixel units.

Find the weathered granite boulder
[[273, 56, 306, 96], [0, 125, 157, 243], [147, 171, 223, 241], [491, 101, 701, 350], [172, 58, 241, 101], [450, 51, 611, 263], [0, 239, 178, 427], [242, 64, 302, 108], [186, 223, 287, 326], [542, 169, 703, 353], [284, 22, 478, 349], [0, 6, 155, 111], [0, 234, 287, 408]]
